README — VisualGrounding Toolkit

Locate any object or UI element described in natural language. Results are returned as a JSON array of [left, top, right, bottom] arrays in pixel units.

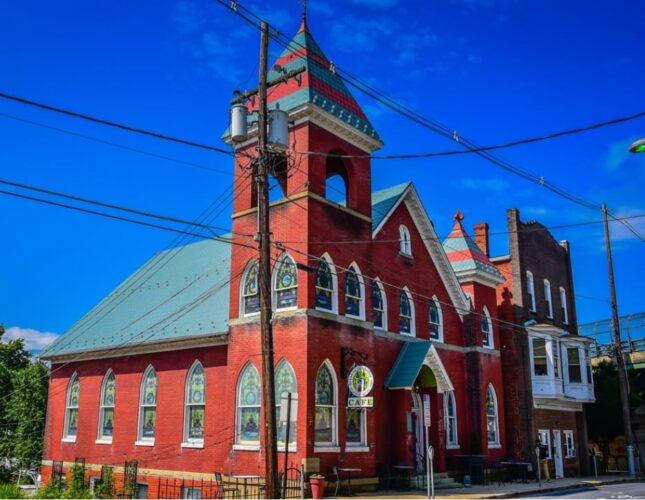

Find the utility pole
[[257, 21, 280, 498], [602, 202, 635, 476]]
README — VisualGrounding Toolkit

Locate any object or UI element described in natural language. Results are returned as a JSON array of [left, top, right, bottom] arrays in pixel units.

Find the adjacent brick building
[[38, 19, 593, 497]]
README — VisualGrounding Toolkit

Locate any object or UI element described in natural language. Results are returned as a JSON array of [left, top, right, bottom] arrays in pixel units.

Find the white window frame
[[486, 385, 500, 447], [538, 429, 552, 459], [482, 307, 493, 349], [97, 369, 116, 443], [183, 360, 205, 447], [445, 391, 459, 449], [399, 288, 416, 337], [314, 360, 338, 449], [563, 430, 576, 458], [274, 359, 297, 452], [372, 278, 387, 331], [63, 372, 80, 442], [429, 295, 443, 342], [137, 365, 157, 444], [544, 279, 553, 319], [566, 346, 583, 384], [272, 253, 298, 311], [235, 363, 262, 449], [344, 262, 365, 320], [240, 260, 260, 317], [399, 225, 412, 256], [526, 271, 536, 312], [559, 287, 568, 324], [345, 406, 367, 449], [314, 253, 338, 314], [531, 337, 549, 377]]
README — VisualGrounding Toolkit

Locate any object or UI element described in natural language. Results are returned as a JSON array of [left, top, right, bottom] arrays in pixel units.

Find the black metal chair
[[214, 472, 240, 499], [328, 466, 340, 498]]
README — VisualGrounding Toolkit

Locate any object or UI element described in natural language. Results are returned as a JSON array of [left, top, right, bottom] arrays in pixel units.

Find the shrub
[[34, 480, 64, 499], [0, 483, 24, 499]]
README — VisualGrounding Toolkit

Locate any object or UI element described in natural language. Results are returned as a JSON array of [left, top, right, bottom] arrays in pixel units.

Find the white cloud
[[603, 137, 638, 172], [4, 326, 59, 352], [608, 207, 645, 243]]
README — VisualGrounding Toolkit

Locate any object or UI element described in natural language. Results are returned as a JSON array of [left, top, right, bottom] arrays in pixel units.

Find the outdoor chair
[[376, 464, 392, 490], [328, 466, 340, 498], [214, 472, 240, 499]]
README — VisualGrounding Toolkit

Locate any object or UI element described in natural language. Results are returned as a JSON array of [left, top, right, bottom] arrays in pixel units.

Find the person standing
[[536, 437, 550, 482]]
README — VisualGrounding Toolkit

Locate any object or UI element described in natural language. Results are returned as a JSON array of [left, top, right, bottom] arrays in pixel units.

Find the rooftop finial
[[301, 0, 308, 29], [454, 210, 464, 222]]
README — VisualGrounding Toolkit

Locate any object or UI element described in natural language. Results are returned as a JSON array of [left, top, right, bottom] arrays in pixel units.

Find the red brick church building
[[39, 18, 592, 496]]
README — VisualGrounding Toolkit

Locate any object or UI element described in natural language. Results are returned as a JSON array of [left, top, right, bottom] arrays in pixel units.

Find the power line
[[0, 91, 240, 157]]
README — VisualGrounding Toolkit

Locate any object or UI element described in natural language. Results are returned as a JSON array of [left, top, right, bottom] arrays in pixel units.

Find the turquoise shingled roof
[[384, 340, 431, 388], [40, 238, 231, 359], [371, 182, 411, 232]]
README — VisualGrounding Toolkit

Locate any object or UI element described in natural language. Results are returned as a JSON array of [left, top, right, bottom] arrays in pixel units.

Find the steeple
[[443, 212, 504, 286]]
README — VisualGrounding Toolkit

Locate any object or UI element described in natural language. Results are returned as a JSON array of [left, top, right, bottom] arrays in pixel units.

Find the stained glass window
[[429, 299, 441, 340], [445, 391, 458, 446], [372, 282, 385, 330], [486, 386, 499, 445], [315, 259, 334, 311], [275, 360, 297, 447], [237, 364, 261, 445], [400, 291, 413, 334], [314, 363, 336, 445], [98, 370, 116, 440], [482, 308, 492, 347], [345, 266, 362, 318], [64, 373, 80, 439], [139, 366, 157, 441], [185, 362, 205, 442], [274, 254, 298, 310], [242, 261, 260, 315]]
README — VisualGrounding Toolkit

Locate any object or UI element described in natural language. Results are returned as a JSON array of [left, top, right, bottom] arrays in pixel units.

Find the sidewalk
[[350, 474, 640, 499]]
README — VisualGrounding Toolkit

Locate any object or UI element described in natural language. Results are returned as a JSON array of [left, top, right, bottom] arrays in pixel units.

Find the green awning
[[384, 340, 454, 393]]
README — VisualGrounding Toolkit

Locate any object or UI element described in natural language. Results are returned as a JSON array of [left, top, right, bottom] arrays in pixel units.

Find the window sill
[[233, 444, 261, 451], [315, 306, 338, 315], [488, 443, 501, 449], [345, 446, 369, 453], [278, 446, 297, 452], [181, 442, 204, 449], [61, 437, 76, 443], [400, 331, 416, 337], [398, 251, 413, 259], [314, 446, 341, 453], [345, 314, 365, 321], [95, 439, 113, 445], [135, 440, 155, 447], [446, 444, 460, 450]]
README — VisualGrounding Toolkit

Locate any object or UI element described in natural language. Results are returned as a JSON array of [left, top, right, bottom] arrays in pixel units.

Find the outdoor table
[[391, 465, 413, 489], [230, 474, 262, 498], [337, 467, 361, 496]]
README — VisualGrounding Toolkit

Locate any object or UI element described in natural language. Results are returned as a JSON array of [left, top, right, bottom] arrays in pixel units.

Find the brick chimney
[[474, 222, 490, 257]]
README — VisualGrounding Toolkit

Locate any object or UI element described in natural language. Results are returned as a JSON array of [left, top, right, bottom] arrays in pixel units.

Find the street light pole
[[602, 202, 635, 476], [257, 20, 280, 498]]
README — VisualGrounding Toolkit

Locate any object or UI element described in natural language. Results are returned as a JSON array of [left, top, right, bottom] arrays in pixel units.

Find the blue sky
[[0, 0, 643, 350]]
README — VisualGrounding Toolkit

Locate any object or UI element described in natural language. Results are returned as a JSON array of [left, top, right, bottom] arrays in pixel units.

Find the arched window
[[445, 391, 458, 448], [138, 366, 157, 442], [275, 360, 297, 448], [372, 279, 387, 330], [325, 174, 347, 205], [315, 255, 337, 313], [399, 289, 415, 336], [486, 385, 500, 446], [64, 373, 80, 440], [314, 362, 337, 446], [429, 296, 443, 341], [481, 307, 493, 348], [236, 364, 261, 446], [98, 370, 116, 441], [241, 261, 260, 316], [399, 225, 412, 256], [184, 361, 205, 444], [273, 254, 298, 310], [345, 263, 365, 319]]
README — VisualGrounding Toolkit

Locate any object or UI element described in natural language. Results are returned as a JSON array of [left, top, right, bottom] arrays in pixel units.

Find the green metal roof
[[384, 340, 431, 388], [371, 182, 411, 232], [40, 238, 231, 359]]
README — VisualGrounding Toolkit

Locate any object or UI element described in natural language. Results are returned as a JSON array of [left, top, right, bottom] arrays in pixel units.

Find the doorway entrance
[[411, 392, 425, 473], [553, 430, 564, 478]]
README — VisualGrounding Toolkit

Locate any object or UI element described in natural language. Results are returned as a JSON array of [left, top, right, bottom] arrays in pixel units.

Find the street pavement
[[351, 474, 641, 499]]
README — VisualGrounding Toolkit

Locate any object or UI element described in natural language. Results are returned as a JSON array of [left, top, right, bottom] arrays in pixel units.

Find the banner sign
[[423, 394, 431, 427], [348, 397, 373, 408]]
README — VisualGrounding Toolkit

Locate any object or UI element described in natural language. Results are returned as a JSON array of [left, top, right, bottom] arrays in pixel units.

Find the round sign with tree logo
[[348, 365, 374, 397]]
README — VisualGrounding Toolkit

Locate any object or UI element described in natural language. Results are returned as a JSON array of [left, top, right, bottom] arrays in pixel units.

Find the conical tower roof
[[442, 211, 504, 285], [264, 21, 382, 147]]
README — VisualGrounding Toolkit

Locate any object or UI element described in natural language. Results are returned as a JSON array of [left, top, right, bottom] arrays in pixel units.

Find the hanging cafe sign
[[347, 365, 374, 408]]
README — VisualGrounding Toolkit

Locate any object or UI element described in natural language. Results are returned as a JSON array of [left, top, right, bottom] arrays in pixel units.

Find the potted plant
[[309, 474, 325, 499]]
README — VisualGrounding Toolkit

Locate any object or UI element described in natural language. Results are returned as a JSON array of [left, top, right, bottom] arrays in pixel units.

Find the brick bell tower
[[221, 16, 384, 473], [226, 17, 384, 318]]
